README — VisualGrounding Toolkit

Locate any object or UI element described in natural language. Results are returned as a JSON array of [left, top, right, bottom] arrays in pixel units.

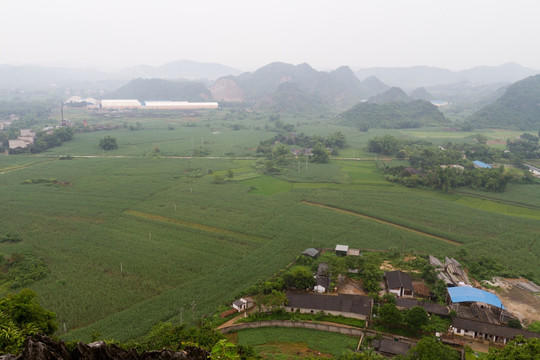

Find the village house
[[372, 339, 410, 357], [385, 270, 414, 298], [395, 298, 450, 317], [8, 129, 37, 150], [286, 292, 373, 320], [232, 298, 252, 312], [450, 317, 540, 344], [314, 262, 330, 293]]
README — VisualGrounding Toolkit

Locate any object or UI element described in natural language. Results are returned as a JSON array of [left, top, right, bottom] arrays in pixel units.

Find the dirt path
[[0, 159, 53, 174], [124, 209, 267, 243], [302, 201, 461, 246]]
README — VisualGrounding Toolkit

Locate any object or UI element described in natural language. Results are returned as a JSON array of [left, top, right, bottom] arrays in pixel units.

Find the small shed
[[335, 244, 349, 256], [301, 248, 320, 259], [373, 339, 410, 357], [232, 298, 248, 311], [413, 281, 431, 299]]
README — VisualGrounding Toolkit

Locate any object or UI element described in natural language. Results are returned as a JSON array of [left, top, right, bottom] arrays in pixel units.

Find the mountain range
[[0, 60, 242, 90], [210, 62, 382, 112], [355, 62, 538, 89]]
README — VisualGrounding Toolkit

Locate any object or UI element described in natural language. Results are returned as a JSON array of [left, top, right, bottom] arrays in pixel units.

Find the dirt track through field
[[302, 201, 461, 246], [124, 209, 268, 243]]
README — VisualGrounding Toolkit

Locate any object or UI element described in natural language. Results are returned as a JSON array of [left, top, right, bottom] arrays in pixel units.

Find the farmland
[[0, 111, 539, 343]]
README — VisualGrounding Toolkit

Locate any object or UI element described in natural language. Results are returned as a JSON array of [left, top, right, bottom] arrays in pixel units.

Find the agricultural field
[[233, 327, 359, 357], [0, 111, 539, 343]]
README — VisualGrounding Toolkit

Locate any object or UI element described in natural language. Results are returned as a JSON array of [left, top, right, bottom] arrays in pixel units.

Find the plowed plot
[[491, 278, 540, 325]]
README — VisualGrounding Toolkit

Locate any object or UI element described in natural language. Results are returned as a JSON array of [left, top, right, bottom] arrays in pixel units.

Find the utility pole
[[180, 307, 183, 325]]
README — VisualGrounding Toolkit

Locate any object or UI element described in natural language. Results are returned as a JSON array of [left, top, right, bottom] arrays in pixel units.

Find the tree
[[507, 318, 522, 329], [378, 303, 402, 328], [261, 290, 287, 310], [211, 339, 240, 360], [339, 349, 386, 359], [0, 289, 57, 354], [476, 133, 488, 144], [405, 306, 429, 333], [395, 336, 459, 360], [282, 266, 315, 290], [98, 135, 118, 150], [486, 336, 540, 360], [311, 145, 330, 163], [367, 135, 399, 155]]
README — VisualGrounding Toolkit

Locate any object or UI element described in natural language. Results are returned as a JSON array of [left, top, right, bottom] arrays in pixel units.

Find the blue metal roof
[[473, 160, 492, 168], [448, 287, 505, 309]]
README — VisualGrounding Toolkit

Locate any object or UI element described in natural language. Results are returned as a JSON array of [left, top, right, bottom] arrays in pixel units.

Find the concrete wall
[[285, 307, 368, 320], [219, 320, 365, 336]]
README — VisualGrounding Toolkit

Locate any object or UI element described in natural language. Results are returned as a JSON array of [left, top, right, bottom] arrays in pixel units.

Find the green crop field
[[234, 327, 359, 356], [1, 112, 539, 343]]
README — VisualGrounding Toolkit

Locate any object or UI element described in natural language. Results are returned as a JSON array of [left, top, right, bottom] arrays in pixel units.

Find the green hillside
[[469, 74, 540, 129], [369, 87, 410, 103], [340, 99, 448, 129]]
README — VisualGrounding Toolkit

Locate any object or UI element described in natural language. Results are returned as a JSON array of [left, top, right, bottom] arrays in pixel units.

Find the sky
[[1, 0, 539, 72]]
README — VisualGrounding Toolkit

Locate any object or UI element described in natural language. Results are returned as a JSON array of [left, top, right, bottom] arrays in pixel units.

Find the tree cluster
[[0, 289, 57, 354], [369, 135, 535, 192], [98, 135, 118, 150], [29, 127, 74, 154]]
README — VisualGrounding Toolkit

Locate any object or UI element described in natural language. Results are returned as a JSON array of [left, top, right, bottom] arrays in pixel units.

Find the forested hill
[[369, 87, 410, 103], [340, 100, 447, 130], [105, 78, 212, 102], [210, 62, 390, 112], [468, 74, 540, 130]]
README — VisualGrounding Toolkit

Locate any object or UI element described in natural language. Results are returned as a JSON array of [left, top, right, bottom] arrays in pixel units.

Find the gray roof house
[[385, 270, 414, 298], [451, 317, 540, 344], [286, 292, 373, 320], [373, 339, 410, 356]]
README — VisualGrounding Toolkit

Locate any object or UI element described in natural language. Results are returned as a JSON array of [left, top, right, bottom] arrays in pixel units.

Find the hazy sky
[[1, 0, 539, 71]]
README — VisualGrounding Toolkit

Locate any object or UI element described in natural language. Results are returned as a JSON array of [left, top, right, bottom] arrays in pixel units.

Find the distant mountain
[[117, 60, 242, 80], [210, 62, 372, 112], [259, 82, 328, 114], [362, 76, 390, 97], [0, 65, 111, 89], [409, 87, 433, 101], [468, 74, 540, 130], [425, 81, 508, 103], [369, 87, 410, 103], [355, 63, 538, 89], [459, 62, 538, 84], [105, 78, 212, 102], [340, 99, 447, 129]]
